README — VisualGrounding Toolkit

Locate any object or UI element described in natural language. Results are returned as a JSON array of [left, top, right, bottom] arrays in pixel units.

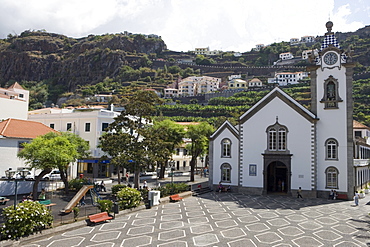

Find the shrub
[[73, 206, 80, 221], [116, 187, 142, 210], [111, 184, 127, 195], [153, 183, 190, 197], [1, 201, 53, 240], [68, 178, 89, 190], [139, 188, 149, 202], [97, 200, 113, 213]]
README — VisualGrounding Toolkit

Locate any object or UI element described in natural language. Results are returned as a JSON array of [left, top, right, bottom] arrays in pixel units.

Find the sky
[[0, 0, 369, 53]]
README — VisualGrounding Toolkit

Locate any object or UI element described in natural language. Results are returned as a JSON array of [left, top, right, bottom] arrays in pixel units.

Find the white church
[[209, 21, 361, 199]]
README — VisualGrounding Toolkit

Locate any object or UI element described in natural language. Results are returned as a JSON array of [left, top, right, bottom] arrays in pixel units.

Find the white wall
[[211, 127, 239, 186], [0, 138, 29, 177], [315, 67, 349, 192], [240, 97, 313, 190], [0, 98, 28, 120]]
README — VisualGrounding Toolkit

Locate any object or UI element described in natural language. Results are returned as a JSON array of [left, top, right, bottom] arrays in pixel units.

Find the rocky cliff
[[0, 30, 166, 90]]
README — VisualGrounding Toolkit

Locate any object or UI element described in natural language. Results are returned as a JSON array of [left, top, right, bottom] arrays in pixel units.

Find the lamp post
[[169, 160, 175, 184], [5, 168, 28, 209], [169, 160, 175, 194]]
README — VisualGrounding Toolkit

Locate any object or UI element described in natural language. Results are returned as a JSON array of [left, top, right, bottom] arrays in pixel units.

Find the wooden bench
[[170, 194, 183, 202], [88, 212, 113, 224], [336, 194, 348, 200]]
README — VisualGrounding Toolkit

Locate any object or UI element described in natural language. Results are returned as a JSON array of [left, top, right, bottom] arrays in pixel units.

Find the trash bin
[[112, 202, 119, 214], [149, 190, 161, 206]]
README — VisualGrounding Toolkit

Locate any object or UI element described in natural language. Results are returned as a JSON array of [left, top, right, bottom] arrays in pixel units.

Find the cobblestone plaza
[[18, 192, 370, 247]]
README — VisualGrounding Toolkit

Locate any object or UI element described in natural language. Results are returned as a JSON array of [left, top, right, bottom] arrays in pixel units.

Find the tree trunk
[[60, 169, 69, 195], [190, 157, 196, 182], [117, 166, 121, 185], [33, 168, 52, 200], [159, 162, 165, 179], [134, 170, 140, 188]]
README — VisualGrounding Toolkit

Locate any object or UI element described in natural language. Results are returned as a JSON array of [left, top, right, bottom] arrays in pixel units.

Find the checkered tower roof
[[320, 21, 341, 51]]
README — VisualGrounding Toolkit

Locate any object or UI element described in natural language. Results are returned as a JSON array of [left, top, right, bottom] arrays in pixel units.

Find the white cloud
[[0, 0, 367, 52]]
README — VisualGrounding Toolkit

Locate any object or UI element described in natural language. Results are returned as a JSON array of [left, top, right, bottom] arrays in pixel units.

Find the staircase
[[192, 186, 213, 196]]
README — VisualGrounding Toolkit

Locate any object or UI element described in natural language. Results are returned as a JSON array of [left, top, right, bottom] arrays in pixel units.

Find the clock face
[[323, 52, 338, 65]]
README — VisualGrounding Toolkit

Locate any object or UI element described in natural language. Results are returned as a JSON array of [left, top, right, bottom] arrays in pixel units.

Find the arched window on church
[[221, 139, 231, 157], [326, 138, 338, 160], [326, 166, 339, 189], [221, 163, 231, 182], [321, 76, 342, 109], [268, 126, 287, 151]]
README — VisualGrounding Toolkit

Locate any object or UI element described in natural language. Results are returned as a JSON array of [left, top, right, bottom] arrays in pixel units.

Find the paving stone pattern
[[23, 193, 370, 247]]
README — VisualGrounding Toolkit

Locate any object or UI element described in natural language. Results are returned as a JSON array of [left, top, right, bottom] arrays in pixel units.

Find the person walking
[[297, 187, 303, 199], [100, 181, 106, 192], [354, 191, 359, 206]]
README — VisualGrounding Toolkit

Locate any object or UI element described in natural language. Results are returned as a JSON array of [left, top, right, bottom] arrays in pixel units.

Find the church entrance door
[[267, 161, 288, 193]]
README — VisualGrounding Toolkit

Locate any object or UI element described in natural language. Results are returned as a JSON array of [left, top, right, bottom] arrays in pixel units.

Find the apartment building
[[178, 76, 221, 96]]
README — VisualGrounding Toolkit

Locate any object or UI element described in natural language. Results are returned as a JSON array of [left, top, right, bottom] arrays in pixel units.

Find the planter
[[365, 189, 369, 194], [359, 193, 365, 199]]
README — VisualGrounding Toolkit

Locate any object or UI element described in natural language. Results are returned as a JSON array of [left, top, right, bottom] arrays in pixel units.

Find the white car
[[43, 170, 62, 180], [12, 170, 34, 180]]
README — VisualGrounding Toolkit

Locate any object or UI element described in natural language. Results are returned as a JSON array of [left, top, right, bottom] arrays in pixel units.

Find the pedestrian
[[333, 190, 337, 200], [297, 187, 303, 199], [354, 191, 359, 206], [203, 167, 207, 178], [329, 189, 334, 200], [27, 192, 33, 200], [200, 168, 203, 178], [126, 172, 129, 183], [100, 181, 106, 192], [143, 180, 148, 189], [38, 189, 46, 201], [80, 195, 86, 206]]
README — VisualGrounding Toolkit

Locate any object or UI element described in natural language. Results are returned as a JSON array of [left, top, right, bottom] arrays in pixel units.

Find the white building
[[228, 75, 242, 81], [0, 82, 29, 121], [253, 44, 264, 51], [290, 38, 300, 45], [0, 118, 57, 176], [164, 88, 179, 98], [248, 78, 263, 88], [209, 21, 357, 199], [194, 47, 221, 56], [28, 107, 121, 178], [228, 79, 247, 90], [178, 76, 221, 96], [279, 52, 294, 60], [268, 72, 309, 86], [302, 49, 319, 60], [301, 35, 315, 43]]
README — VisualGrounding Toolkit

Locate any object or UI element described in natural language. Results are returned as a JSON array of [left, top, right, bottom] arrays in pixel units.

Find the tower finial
[[326, 21, 333, 35]]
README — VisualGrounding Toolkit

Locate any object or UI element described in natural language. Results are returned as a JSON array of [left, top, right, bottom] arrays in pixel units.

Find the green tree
[[148, 120, 185, 178], [186, 122, 215, 181], [100, 90, 163, 188], [59, 132, 90, 192], [17, 132, 87, 197]]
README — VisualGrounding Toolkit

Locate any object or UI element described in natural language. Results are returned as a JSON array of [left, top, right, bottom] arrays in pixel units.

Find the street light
[[169, 160, 175, 184], [5, 168, 28, 209]]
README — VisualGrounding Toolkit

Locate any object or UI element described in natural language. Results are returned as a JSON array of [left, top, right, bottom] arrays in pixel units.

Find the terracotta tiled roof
[[7, 82, 25, 90], [0, 118, 58, 139], [353, 120, 370, 130]]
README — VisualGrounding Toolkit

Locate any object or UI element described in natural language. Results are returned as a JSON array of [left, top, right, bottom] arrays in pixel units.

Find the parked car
[[12, 170, 34, 180], [43, 170, 61, 180]]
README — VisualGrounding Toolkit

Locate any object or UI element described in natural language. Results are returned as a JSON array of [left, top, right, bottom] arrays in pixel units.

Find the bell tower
[[309, 21, 354, 198]]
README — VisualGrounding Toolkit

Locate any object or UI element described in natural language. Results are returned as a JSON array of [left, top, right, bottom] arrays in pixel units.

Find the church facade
[[209, 22, 356, 198]]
